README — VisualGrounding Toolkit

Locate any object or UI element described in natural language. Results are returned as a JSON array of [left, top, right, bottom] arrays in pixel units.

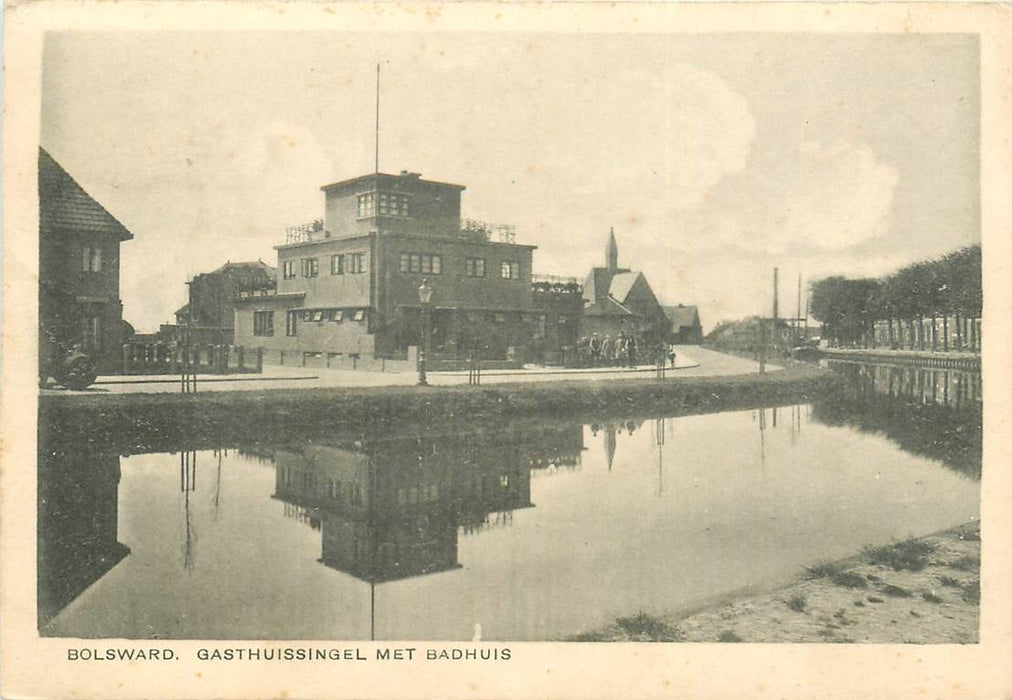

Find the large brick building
[[235, 171, 537, 364], [166, 260, 275, 344], [38, 148, 134, 373]]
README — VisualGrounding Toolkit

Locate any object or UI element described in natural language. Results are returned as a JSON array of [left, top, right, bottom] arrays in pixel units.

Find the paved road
[[44, 346, 780, 395]]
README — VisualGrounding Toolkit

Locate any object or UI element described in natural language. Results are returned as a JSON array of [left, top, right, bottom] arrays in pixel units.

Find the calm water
[[39, 364, 981, 641]]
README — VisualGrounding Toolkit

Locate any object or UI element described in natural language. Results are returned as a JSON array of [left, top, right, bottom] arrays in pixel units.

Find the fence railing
[[122, 342, 263, 375]]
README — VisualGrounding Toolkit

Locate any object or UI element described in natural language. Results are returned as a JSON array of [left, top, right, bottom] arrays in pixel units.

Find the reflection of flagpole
[[654, 418, 665, 497], [758, 409, 767, 474]]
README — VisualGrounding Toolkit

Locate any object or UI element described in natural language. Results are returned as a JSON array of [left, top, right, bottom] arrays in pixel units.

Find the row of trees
[[810, 245, 981, 351]]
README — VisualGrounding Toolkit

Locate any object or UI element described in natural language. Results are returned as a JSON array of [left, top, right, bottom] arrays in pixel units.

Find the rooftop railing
[[285, 219, 325, 244], [461, 219, 516, 244]]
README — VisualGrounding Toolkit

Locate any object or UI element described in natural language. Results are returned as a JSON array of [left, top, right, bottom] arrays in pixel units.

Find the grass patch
[[786, 594, 807, 613], [961, 580, 980, 605], [921, 591, 944, 604], [717, 630, 743, 643], [938, 575, 961, 588], [949, 555, 980, 572], [831, 571, 868, 589], [863, 540, 938, 572], [614, 612, 682, 641], [853, 600, 865, 607], [867, 596, 885, 604], [881, 584, 913, 598], [804, 561, 843, 579]]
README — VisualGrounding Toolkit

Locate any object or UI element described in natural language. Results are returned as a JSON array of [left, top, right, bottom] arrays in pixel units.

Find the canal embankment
[[40, 364, 840, 454], [571, 521, 980, 644], [819, 347, 980, 371]]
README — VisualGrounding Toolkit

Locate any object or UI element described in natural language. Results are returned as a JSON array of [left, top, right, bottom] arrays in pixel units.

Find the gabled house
[[663, 304, 703, 344], [581, 228, 670, 343], [39, 148, 134, 373]]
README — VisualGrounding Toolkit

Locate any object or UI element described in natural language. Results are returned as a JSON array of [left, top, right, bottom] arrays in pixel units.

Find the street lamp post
[[417, 278, 433, 386]]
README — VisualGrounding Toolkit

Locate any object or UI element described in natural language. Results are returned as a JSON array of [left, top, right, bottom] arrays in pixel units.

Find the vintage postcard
[[2, 2, 1011, 698]]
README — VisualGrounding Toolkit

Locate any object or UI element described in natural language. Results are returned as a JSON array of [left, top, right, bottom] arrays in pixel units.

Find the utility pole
[[796, 273, 802, 345]]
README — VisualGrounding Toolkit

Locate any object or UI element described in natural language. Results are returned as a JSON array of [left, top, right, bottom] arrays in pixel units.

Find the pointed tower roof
[[606, 226, 619, 271]]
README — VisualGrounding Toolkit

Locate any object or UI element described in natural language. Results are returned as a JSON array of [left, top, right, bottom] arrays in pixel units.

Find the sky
[[41, 32, 980, 333]]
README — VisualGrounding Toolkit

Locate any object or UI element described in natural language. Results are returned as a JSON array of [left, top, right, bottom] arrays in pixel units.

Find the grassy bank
[[40, 365, 839, 454], [571, 522, 980, 644]]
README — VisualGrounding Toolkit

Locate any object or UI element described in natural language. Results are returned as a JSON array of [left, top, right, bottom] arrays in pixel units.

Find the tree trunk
[[955, 312, 962, 351], [943, 315, 949, 352], [918, 317, 925, 350], [930, 313, 937, 352]]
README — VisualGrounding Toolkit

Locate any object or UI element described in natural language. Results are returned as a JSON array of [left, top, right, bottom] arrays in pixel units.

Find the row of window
[[253, 309, 368, 337], [282, 252, 523, 281], [400, 253, 522, 280], [282, 253, 367, 279], [358, 192, 410, 218]]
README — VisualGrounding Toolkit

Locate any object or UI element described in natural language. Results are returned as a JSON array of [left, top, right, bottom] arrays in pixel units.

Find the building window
[[331, 254, 344, 275], [466, 258, 486, 278], [500, 261, 520, 280], [357, 193, 375, 217], [399, 252, 441, 274], [349, 253, 367, 274], [328, 309, 344, 322], [286, 310, 299, 337], [253, 310, 274, 337], [378, 193, 410, 217], [282, 260, 296, 280], [353, 309, 366, 322], [82, 246, 102, 273], [534, 313, 547, 339], [301, 258, 319, 278]]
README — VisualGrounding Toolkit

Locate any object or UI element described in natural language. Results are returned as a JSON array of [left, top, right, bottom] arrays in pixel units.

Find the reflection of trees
[[812, 363, 981, 478]]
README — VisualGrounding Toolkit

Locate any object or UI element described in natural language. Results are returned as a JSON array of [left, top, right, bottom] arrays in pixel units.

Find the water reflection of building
[[271, 425, 584, 583], [590, 420, 644, 470], [815, 361, 982, 478], [37, 448, 130, 630]]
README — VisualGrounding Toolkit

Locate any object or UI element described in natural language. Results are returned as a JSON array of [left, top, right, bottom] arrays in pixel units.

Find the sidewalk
[[45, 346, 781, 395]]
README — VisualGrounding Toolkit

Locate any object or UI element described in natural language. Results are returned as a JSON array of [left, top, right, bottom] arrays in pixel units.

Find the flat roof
[[320, 172, 467, 193]]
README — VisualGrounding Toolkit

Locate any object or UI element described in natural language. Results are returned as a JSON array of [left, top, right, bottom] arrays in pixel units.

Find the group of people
[[574, 331, 676, 369]]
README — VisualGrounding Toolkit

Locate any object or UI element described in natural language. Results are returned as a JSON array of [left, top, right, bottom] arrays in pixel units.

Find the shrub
[[863, 540, 938, 571], [786, 594, 808, 613], [615, 612, 682, 642], [921, 591, 943, 604], [831, 571, 869, 589], [805, 561, 843, 579], [938, 575, 961, 588], [961, 580, 980, 605], [881, 584, 912, 598], [949, 555, 980, 572], [717, 630, 743, 643]]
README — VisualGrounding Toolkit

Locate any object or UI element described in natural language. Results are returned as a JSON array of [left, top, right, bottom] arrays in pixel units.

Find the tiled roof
[[608, 272, 642, 304], [38, 148, 133, 241], [663, 305, 701, 328], [584, 297, 638, 317], [209, 260, 276, 275]]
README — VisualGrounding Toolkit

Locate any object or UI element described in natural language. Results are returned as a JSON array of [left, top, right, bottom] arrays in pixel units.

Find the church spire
[[606, 226, 619, 270]]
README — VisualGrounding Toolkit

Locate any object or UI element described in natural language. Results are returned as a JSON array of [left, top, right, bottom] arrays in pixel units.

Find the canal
[[38, 362, 981, 641]]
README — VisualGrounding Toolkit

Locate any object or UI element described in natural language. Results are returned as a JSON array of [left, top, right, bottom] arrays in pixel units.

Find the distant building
[[38, 148, 134, 373], [581, 228, 670, 343], [235, 171, 537, 364], [167, 260, 275, 344], [663, 304, 703, 344]]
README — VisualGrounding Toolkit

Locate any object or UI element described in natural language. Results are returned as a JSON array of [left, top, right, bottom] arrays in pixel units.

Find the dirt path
[[574, 522, 980, 644]]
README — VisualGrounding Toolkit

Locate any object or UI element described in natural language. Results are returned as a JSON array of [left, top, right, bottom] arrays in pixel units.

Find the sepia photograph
[[4, 3, 1012, 699]]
